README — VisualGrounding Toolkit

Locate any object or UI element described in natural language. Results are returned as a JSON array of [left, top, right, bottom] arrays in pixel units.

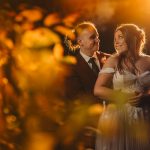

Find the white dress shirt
[[80, 51, 101, 70]]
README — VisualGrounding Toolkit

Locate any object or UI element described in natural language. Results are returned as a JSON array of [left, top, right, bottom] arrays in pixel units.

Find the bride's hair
[[115, 23, 146, 74], [65, 21, 98, 53]]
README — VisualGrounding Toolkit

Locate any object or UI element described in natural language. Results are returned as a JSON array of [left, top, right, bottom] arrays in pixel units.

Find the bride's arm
[[94, 55, 136, 104], [94, 55, 124, 103], [94, 72, 131, 104]]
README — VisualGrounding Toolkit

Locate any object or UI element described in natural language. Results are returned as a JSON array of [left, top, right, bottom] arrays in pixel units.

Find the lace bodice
[[100, 68, 150, 93]]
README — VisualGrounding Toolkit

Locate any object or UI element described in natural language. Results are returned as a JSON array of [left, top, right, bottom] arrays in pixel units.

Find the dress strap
[[99, 67, 115, 74]]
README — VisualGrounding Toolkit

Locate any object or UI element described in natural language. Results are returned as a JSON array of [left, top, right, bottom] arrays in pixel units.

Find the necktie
[[88, 57, 99, 75]]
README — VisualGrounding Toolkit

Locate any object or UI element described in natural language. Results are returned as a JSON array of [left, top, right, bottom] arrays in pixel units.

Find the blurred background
[[0, 0, 150, 150], [1, 0, 150, 54]]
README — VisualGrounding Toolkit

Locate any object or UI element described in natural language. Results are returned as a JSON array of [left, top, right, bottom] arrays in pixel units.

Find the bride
[[94, 24, 150, 150]]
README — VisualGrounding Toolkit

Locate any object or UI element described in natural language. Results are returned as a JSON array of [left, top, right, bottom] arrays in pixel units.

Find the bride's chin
[[117, 49, 128, 54]]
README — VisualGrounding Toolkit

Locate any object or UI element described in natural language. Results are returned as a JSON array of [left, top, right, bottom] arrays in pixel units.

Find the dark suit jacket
[[65, 51, 110, 103]]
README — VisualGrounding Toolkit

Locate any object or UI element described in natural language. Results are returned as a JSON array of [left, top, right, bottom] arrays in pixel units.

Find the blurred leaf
[[61, 55, 77, 65], [54, 25, 75, 40], [44, 13, 61, 27], [88, 104, 103, 116], [53, 43, 64, 60], [63, 13, 79, 27], [25, 132, 55, 150], [15, 8, 43, 22], [22, 27, 61, 48]]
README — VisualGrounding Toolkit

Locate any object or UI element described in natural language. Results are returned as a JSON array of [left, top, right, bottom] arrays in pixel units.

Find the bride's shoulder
[[139, 54, 150, 69], [140, 54, 150, 62]]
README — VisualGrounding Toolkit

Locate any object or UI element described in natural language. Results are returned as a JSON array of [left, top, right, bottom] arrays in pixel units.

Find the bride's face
[[114, 30, 128, 53]]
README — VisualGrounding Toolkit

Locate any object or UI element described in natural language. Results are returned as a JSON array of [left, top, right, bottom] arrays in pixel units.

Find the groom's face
[[78, 27, 100, 56]]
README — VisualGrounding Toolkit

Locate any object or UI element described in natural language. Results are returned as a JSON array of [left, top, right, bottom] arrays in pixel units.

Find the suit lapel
[[76, 52, 97, 78]]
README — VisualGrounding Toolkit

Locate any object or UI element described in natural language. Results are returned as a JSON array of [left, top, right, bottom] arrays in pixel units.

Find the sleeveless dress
[[96, 68, 150, 150]]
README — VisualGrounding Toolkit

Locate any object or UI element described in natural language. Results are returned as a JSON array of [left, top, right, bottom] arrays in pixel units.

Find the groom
[[64, 22, 110, 149], [65, 22, 110, 103]]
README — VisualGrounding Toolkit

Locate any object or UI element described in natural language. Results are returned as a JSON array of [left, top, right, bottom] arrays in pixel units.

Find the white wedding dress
[[96, 68, 150, 150]]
